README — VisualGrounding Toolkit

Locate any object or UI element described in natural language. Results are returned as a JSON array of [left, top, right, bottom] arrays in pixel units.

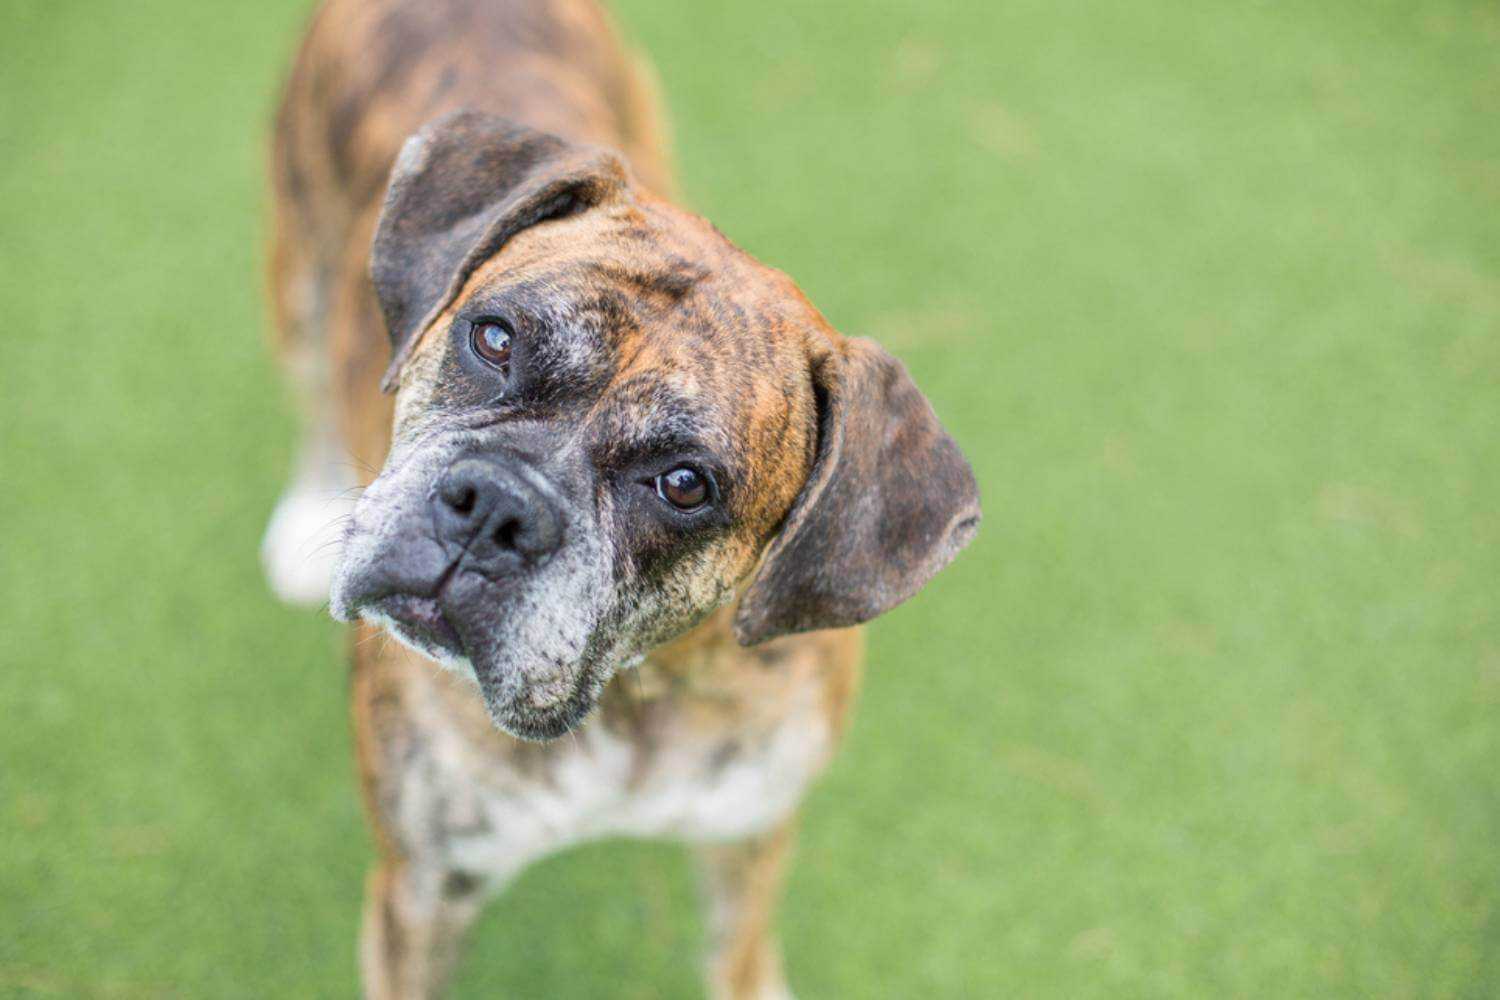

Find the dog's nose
[[433, 459, 563, 572]]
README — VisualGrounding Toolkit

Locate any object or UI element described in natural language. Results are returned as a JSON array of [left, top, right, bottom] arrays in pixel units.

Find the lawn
[[3, 0, 1497, 996]]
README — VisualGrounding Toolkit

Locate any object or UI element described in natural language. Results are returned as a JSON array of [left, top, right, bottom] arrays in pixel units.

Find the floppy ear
[[733, 337, 981, 645], [370, 109, 628, 391]]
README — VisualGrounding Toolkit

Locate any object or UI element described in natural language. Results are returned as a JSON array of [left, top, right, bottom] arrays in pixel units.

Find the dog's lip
[[369, 592, 464, 656], [363, 581, 602, 742]]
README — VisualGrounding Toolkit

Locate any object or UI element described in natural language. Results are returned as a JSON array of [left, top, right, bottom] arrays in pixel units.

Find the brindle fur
[[269, 1, 974, 996]]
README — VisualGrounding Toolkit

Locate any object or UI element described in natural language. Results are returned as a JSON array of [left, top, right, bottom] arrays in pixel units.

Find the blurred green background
[[3, 0, 1498, 996]]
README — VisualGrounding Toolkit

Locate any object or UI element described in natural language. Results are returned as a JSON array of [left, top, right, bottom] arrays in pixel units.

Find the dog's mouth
[[357, 588, 600, 741], [367, 592, 464, 660]]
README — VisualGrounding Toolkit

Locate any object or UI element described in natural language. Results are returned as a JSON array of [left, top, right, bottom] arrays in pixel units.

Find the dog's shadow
[[451, 839, 703, 998]]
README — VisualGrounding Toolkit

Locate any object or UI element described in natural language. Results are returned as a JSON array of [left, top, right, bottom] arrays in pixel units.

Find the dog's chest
[[408, 669, 836, 881]]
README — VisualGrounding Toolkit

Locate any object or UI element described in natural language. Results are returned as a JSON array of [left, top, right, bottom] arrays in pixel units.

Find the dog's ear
[[371, 110, 628, 391], [733, 337, 981, 645]]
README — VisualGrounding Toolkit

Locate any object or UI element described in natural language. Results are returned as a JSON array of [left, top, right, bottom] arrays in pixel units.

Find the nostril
[[439, 478, 478, 517], [493, 516, 521, 551]]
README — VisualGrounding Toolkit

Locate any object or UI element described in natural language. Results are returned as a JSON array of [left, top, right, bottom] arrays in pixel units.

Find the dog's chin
[[466, 650, 602, 742], [356, 597, 600, 742], [485, 695, 593, 742]]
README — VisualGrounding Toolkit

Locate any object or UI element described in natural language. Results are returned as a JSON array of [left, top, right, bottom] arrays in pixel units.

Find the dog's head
[[331, 111, 979, 740]]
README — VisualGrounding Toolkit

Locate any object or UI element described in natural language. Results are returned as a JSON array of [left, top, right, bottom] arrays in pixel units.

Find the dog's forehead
[[433, 198, 819, 447], [588, 339, 769, 470], [598, 209, 818, 446]]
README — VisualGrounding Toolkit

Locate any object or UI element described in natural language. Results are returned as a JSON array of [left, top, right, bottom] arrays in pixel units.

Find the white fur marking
[[261, 428, 359, 607]]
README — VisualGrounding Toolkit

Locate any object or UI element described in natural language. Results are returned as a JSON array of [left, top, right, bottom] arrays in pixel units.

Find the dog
[[261, 0, 979, 995]]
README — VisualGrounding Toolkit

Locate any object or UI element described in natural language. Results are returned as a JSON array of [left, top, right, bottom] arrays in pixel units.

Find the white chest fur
[[389, 669, 836, 886]]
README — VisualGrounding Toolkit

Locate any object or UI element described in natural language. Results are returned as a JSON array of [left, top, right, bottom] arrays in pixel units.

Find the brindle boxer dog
[[261, 0, 979, 996]]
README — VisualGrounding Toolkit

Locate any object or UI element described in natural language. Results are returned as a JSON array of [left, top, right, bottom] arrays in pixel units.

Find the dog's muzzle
[[333, 456, 566, 658]]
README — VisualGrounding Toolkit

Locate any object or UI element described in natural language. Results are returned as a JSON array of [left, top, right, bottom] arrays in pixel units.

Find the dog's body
[[264, 1, 977, 996]]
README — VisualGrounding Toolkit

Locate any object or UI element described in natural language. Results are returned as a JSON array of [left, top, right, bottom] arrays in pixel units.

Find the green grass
[[3, 0, 1498, 996]]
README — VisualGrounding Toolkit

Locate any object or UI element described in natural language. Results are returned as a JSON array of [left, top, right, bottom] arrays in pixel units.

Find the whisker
[[301, 539, 344, 561], [303, 525, 353, 555], [339, 452, 382, 478]]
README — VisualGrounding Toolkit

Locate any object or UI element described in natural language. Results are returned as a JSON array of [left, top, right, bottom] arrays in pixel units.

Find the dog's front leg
[[693, 820, 799, 1000], [360, 858, 485, 1000], [351, 631, 496, 1000]]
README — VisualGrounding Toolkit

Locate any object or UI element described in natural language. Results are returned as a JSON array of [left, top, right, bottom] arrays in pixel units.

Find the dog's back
[[276, 0, 670, 217]]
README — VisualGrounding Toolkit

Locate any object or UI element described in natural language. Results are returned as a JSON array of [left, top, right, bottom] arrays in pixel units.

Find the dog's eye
[[470, 320, 513, 371], [655, 466, 709, 511]]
